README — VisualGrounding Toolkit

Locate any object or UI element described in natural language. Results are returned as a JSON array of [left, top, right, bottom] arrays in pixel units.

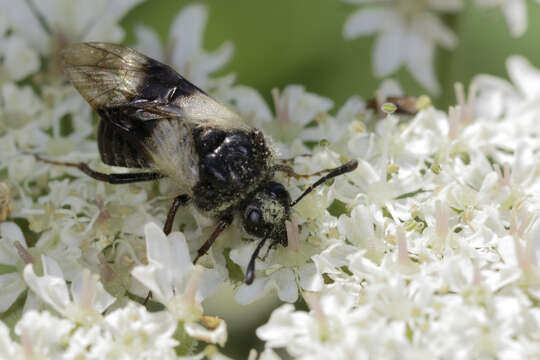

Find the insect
[[41, 43, 357, 284]]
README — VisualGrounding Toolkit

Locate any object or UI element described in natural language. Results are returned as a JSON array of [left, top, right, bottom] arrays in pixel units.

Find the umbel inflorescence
[[1, 1, 540, 359]]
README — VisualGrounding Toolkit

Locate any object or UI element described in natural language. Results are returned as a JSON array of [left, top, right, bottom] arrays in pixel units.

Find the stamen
[[435, 200, 449, 238], [303, 292, 329, 342], [184, 265, 204, 304], [272, 88, 289, 123], [286, 219, 299, 251], [79, 270, 97, 310], [396, 226, 410, 265], [14, 241, 34, 265]]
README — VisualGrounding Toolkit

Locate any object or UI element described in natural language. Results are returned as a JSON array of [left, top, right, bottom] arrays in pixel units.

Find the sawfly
[[40, 43, 358, 284]]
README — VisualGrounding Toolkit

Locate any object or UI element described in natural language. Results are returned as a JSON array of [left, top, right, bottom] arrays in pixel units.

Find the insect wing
[[62, 43, 250, 186], [61, 42, 248, 131]]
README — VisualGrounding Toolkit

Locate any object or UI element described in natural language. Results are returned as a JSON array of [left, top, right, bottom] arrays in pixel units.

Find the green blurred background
[[120, 1, 540, 358], [122, 0, 540, 112]]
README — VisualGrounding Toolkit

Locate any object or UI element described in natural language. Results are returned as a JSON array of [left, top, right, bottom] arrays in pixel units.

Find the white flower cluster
[[1, 1, 540, 359], [0, 1, 233, 358], [256, 56, 540, 359], [342, 0, 540, 94]]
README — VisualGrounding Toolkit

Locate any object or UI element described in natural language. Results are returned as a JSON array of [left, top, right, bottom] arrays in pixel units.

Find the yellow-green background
[[120, 1, 540, 357]]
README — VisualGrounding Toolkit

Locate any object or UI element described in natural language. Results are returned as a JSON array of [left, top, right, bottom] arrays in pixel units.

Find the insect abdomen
[[97, 118, 152, 169]]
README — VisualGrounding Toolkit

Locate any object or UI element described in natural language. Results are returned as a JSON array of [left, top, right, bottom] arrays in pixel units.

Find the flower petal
[[0, 222, 25, 266], [131, 265, 173, 304], [197, 268, 225, 302], [297, 263, 323, 292], [169, 231, 193, 277], [134, 24, 165, 61], [404, 32, 440, 94], [373, 29, 404, 76], [70, 269, 116, 314], [184, 320, 227, 346], [506, 55, 540, 98], [0, 0, 50, 54], [23, 256, 70, 315], [235, 277, 270, 305], [144, 222, 172, 267], [3, 36, 40, 81], [271, 268, 298, 303], [502, 0, 527, 37], [343, 8, 390, 39], [0, 273, 26, 312], [169, 3, 207, 71]]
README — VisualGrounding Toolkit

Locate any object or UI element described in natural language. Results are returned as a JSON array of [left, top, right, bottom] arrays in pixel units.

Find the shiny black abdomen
[[192, 127, 271, 213]]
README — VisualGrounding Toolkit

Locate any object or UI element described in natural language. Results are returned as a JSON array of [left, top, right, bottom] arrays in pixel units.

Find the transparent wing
[[62, 42, 249, 131]]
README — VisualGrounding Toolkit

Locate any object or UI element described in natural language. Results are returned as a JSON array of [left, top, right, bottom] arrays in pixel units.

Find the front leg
[[193, 215, 233, 264], [163, 194, 190, 235], [273, 163, 339, 180]]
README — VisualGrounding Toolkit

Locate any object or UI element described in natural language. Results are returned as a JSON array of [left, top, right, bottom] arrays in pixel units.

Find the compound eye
[[244, 207, 265, 237], [247, 209, 262, 226], [267, 182, 290, 202]]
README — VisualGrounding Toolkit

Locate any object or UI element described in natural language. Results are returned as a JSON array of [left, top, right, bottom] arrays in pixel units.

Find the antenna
[[245, 235, 269, 285], [290, 160, 358, 207]]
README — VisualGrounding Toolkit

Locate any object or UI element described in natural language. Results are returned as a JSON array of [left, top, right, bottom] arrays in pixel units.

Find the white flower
[[257, 286, 419, 359], [5, 0, 540, 355], [0, 82, 43, 131], [131, 222, 226, 344], [215, 83, 274, 128], [230, 212, 330, 304], [64, 302, 181, 360], [248, 348, 282, 360], [476, 0, 527, 37], [185, 318, 228, 347], [504, 55, 540, 101], [0, 314, 22, 359], [301, 96, 365, 147], [14, 310, 75, 359], [250, 85, 333, 145], [343, 0, 461, 94], [0, 222, 35, 313], [99, 302, 179, 359], [0, 0, 144, 55], [132, 223, 222, 317], [338, 204, 387, 261], [0, 35, 40, 81], [24, 255, 115, 324], [134, 3, 233, 89]]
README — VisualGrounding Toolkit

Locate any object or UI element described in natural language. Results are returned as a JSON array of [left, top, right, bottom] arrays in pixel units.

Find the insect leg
[[261, 238, 281, 261], [290, 160, 358, 207], [278, 153, 312, 164], [142, 292, 152, 307], [163, 194, 190, 235], [193, 216, 233, 264], [35, 155, 165, 184], [273, 162, 351, 180]]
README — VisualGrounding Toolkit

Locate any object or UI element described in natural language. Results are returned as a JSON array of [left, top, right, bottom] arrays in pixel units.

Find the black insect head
[[244, 160, 358, 284]]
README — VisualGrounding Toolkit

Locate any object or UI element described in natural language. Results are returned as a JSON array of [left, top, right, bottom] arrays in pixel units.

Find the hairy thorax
[[191, 126, 274, 216]]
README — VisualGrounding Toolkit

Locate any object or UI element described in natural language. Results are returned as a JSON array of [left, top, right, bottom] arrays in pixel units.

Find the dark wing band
[[62, 42, 248, 131], [61, 43, 196, 108]]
